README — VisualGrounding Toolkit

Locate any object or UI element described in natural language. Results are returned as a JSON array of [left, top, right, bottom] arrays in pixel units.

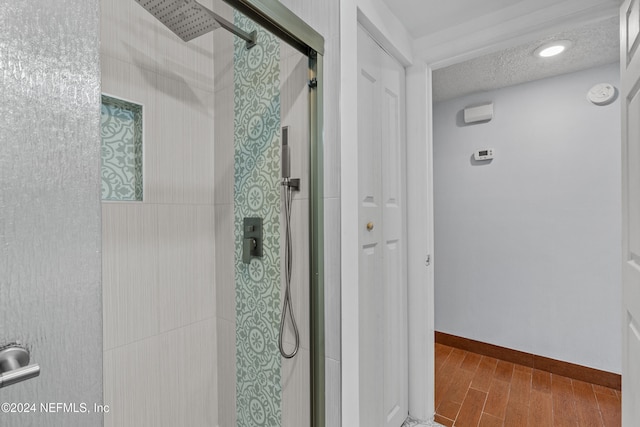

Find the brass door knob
[[366, 222, 374, 231]]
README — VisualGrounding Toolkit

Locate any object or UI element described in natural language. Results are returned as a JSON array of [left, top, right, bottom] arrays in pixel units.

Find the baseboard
[[435, 331, 621, 390]]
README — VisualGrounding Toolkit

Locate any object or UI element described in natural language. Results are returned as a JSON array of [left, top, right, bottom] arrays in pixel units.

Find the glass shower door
[[0, 1, 103, 426], [215, 7, 317, 425]]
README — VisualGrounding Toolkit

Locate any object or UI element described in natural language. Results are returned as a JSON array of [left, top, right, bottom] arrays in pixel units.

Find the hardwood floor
[[435, 343, 621, 427]]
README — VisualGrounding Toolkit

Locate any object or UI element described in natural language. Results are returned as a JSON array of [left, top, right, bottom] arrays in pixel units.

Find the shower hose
[[279, 179, 299, 359]]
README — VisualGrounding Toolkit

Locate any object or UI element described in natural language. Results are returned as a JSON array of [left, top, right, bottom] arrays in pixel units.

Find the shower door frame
[[221, 1, 325, 426]]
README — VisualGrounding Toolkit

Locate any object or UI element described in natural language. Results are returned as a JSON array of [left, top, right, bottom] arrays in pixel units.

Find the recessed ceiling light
[[534, 40, 572, 58]]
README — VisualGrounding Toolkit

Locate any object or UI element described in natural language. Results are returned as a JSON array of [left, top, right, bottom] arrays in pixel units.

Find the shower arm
[[209, 10, 257, 49]]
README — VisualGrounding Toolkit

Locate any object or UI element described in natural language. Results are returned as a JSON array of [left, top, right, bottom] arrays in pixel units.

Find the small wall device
[[464, 102, 493, 124], [474, 148, 494, 161], [587, 83, 616, 106]]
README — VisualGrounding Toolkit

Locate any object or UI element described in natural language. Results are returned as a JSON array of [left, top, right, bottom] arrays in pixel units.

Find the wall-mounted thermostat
[[474, 148, 494, 161]]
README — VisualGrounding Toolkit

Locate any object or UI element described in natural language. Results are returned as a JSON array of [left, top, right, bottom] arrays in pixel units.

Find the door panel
[[384, 238, 404, 424], [358, 24, 408, 427], [621, 0, 640, 424], [628, 85, 640, 259], [358, 25, 384, 427]]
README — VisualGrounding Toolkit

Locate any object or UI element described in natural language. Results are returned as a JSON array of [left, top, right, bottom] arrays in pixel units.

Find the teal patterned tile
[[234, 12, 282, 427], [101, 95, 143, 201]]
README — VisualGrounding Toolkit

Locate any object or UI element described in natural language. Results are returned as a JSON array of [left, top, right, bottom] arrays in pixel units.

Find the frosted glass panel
[[0, 1, 103, 426], [101, 95, 143, 201]]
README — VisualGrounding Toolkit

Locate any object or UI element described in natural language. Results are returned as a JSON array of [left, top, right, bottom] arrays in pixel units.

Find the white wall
[[433, 63, 622, 373]]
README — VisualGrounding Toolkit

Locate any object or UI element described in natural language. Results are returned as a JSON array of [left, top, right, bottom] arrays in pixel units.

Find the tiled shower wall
[[100, 0, 340, 424], [101, 0, 218, 425], [214, 0, 341, 425], [233, 13, 283, 427]]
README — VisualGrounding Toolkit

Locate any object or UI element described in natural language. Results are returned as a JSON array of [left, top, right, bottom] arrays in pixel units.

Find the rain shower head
[[135, 0, 220, 41], [134, 0, 256, 48]]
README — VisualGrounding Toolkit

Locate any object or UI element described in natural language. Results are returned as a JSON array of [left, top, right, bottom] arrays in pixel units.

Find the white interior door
[[621, 0, 640, 424], [357, 24, 408, 427]]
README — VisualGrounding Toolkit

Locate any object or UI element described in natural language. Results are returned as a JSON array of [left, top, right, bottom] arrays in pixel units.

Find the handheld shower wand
[[279, 126, 300, 359], [281, 126, 299, 190], [282, 126, 290, 179]]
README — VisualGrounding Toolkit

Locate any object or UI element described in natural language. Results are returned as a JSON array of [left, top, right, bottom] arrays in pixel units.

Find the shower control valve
[[242, 217, 263, 264]]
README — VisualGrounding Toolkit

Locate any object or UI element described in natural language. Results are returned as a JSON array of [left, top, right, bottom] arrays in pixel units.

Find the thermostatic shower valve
[[242, 217, 263, 264]]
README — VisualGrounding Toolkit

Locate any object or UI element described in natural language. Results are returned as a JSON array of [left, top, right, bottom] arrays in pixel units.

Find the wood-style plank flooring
[[435, 343, 621, 427]]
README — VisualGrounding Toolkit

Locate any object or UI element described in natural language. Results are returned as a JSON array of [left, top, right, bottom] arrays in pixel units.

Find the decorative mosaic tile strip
[[233, 12, 282, 427], [100, 95, 143, 201]]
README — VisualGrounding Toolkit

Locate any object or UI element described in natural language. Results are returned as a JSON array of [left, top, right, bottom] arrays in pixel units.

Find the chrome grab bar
[[0, 345, 40, 388]]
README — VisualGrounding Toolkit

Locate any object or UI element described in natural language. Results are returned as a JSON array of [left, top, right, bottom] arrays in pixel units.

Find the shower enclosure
[[210, 2, 325, 425], [0, 0, 324, 426]]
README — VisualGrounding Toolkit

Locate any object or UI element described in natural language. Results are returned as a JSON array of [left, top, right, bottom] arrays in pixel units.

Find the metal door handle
[[0, 345, 40, 388]]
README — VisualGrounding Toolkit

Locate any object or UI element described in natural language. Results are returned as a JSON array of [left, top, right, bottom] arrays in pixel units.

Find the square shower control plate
[[242, 217, 263, 263]]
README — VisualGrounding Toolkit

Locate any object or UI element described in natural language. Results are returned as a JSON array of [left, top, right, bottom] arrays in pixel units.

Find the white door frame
[[340, 1, 434, 424]]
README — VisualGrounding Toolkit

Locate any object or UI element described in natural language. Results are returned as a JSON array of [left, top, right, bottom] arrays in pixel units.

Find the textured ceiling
[[381, 0, 560, 39], [380, 0, 621, 40], [432, 17, 620, 102]]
